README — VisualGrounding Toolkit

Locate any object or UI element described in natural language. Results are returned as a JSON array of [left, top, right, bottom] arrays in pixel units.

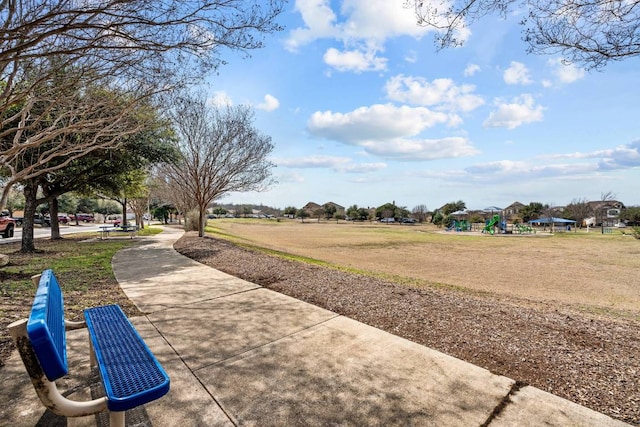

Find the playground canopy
[[528, 217, 576, 225], [483, 206, 503, 212]]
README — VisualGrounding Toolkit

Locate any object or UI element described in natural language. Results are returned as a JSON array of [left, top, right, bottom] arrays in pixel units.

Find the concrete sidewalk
[[0, 226, 632, 426]]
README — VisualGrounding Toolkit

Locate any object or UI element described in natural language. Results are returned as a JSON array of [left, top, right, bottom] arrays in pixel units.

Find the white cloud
[[323, 47, 387, 73], [207, 91, 233, 107], [285, 0, 440, 53], [276, 155, 351, 168], [465, 160, 597, 180], [337, 0, 431, 41], [285, 1, 472, 75], [404, 50, 418, 63], [465, 159, 531, 175], [308, 103, 452, 143], [285, 0, 339, 52], [548, 58, 585, 84], [385, 74, 484, 113], [275, 155, 387, 173], [540, 140, 640, 170], [340, 162, 387, 173], [464, 63, 481, 77], [432, 140, 640, 185], [256, 94, 280, 111], [307, 103, 479, 161], [360, 136, 479, 161], [277, 171, 306, 183], [483, 94, 544, 129], [598, 141, 640, 169], [503, 61, 533, 85]]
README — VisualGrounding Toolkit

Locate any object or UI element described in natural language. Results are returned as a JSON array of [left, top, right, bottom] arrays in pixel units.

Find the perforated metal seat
[[85, 304, 169, 411]]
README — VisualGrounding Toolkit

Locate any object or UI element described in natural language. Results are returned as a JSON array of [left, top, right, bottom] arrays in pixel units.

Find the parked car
[[34, 213, 51, 227], [0, 211, 16, 238], [380, 217, 395, 223], [10, 211, 23, 226], [57, 214, 71, 224], [74, 213, 95, 222]]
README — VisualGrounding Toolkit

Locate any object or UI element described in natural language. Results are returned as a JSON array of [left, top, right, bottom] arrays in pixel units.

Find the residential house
[[302, 202, 323, 217], [586, 200, 626, 226], [323, 202, 345, 218], [302, 201, 347, 219], [503, 202, 525, 221]]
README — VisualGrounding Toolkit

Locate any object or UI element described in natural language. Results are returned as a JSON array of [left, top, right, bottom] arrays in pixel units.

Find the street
[[0, 223, 105, 244]]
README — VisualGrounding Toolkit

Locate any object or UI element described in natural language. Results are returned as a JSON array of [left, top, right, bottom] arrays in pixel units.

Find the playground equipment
[[482, 215, 501, 234], [446, 219, 471, 232], [515, 223, 535, 234]]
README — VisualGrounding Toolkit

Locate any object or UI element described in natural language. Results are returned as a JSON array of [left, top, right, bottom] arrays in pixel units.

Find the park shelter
[[528, 217, 576, 231]]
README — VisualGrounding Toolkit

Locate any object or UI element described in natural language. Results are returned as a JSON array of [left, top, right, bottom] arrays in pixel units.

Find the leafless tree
[[541, 202, 557, 232], [313, 207, 325, 223], [405, 0, 640, 69], [152, 166, 199, 227], [165, 94, 275, 237], [599, 190, 617, 228], [563, 197, 592, 228], [128, 197, 149, 230], [0, 0, 284, 207], [412, 204, 430, 223], [128, 174, 166, 230]]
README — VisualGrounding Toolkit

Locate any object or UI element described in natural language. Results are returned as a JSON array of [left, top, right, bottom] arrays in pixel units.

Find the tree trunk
[[198, 207, 205, 238], [49, 197, 62, 239], [21, 181, 38, 253], [122, 198, 127, 226]]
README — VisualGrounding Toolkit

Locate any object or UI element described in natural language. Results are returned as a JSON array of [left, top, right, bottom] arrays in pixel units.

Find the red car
[[0, 211, 16, 238], [73, 213, 95, 222]]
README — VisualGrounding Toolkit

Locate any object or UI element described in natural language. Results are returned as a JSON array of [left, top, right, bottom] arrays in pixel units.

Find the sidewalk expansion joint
[[194, 313, 342, 372], [480, 380, 527, 426], [145, 314, 237, 426]]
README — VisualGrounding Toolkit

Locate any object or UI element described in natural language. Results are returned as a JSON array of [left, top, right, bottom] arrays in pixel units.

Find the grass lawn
[[206, 218, 640, 319], [0, 226, 163, 366]]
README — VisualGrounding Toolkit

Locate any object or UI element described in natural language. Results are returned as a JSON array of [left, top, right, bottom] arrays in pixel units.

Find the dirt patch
[[210, 220, 640, 314], [174, 232, 640, 426]]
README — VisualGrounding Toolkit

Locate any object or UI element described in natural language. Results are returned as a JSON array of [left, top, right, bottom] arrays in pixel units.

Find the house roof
[[323, 202, 345, 210], [302, 202, 322, 210], [504, 201, 525, 209]]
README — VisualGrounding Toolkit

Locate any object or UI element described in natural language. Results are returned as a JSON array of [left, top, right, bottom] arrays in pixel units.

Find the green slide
[[483, 214, 500, 234]]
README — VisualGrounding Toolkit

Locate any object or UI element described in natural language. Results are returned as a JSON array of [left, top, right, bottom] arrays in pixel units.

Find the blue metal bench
[[8, 269, 169, 427]]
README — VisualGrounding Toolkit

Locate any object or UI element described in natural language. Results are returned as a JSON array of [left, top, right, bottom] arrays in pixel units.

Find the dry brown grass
[[208, 219, 640, 318]]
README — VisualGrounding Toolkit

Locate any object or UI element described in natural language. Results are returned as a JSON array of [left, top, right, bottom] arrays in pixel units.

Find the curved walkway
[[0, 226, 631, 426]]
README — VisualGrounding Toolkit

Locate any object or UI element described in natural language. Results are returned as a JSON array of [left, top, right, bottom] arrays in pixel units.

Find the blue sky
[[209, 0, 639, 211]]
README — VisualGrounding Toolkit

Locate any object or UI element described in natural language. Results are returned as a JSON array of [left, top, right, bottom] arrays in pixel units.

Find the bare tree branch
[[406, 0, 640, 69], [165, 93, 275, 237], [0, 0, 285, 207]]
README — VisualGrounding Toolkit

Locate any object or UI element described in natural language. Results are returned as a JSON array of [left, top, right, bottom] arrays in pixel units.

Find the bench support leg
[[110, 411, 125, 427], [89, 338, 96, 367], [8, 319, 109, 417]]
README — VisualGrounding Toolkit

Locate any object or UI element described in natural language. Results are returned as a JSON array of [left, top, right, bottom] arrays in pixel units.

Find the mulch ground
[[173, 232, 640, 426]]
